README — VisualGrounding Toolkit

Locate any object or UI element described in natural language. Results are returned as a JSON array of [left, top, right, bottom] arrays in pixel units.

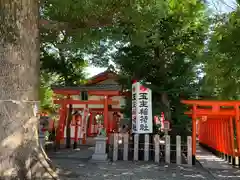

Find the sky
[[84, 65, 107, 78], [84, 0, 237, 78]]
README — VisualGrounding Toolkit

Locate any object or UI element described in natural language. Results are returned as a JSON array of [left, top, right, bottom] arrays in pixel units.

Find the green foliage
[[38, 0, 211, 132], [41, 0, 167, 51], [39, 73, 57, 112], [91, 0, 209, 127], [38, 0, 170, 111], [41, 44, 88, 86], [202, 6, 240, 100]]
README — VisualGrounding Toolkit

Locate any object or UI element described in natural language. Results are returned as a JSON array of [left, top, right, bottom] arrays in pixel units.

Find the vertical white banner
[[132, 82, 139, 133], [132, 82, 153, 134]]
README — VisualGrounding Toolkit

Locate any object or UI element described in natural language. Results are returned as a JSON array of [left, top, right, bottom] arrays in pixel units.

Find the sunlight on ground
[[198, 155, 225, 161], [184, 174, 205, 178]]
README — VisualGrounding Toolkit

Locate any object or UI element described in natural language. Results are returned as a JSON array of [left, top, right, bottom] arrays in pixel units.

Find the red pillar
[[224, 119, 228, 154], [225, 118, 231, 155], [207, 119, 210, 146], [209, 120, 213, 148], [212, 119, 216, 149], [82, 106, 88, 144], [216, 119, 221, 152], [109, 112, 114, 132], [229, 117, 235, 157], [87, 112, 93, 136], [235, 104, 240, 154], [192, 105, 197, 165], [104, 96, 109, 142], [213, 119, 216, 149], [201, 120, 205, 144], [220, 119, 224, 153], [74, 115, 79, 145], [56, 101, 66, 143], [222, 119, 227, 154], [92, 112, 97, 135]]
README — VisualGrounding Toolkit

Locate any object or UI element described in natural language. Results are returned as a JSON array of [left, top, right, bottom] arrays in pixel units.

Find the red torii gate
[[182, 100, 240, 165], [52, 85, 125, 145]]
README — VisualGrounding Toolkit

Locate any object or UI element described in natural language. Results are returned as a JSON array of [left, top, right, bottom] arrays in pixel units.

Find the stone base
[[91, 153, 108, 162]]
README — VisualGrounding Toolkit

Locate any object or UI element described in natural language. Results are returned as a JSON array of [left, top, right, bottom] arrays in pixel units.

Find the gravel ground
[[47, 147, 240, 180], [53, 159, 215, 180], [48, 148, 213, 180]]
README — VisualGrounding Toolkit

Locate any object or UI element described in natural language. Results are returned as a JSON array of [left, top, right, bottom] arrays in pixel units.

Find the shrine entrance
[[182, 100, 240, 165], [52, 85, 125, 147]]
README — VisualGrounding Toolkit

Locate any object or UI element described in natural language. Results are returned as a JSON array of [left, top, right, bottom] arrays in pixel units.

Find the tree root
[[0, 146, 60, 180]]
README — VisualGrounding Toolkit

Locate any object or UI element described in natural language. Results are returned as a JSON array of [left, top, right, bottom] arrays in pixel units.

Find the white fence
[[109, 133, 192, 165]]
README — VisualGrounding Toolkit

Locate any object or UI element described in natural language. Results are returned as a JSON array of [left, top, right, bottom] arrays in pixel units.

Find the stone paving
[[53, 159, 214, 180], [48, 147, 213, 180], [47, 145, 240, 180], [196, 145, 240, 179]]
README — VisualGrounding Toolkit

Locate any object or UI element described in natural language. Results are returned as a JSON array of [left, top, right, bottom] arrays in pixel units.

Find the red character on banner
[[140, 85, 148, 92]]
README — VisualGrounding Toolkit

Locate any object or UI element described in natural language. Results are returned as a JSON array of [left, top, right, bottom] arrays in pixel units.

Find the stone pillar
[[144, 134, 149, 161], [154, 135, 160, 163], [176, 135, 181, 165], [134, 134, 139, 161], [91, 136, 108, 162], [123, 133, 129, 161], [187, 136, 192, 166], [165, 135, 170, 164]]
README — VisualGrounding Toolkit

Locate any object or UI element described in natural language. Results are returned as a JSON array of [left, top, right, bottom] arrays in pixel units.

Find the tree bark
[[161, 92, 171, 122], [0, 1, 58, 179]]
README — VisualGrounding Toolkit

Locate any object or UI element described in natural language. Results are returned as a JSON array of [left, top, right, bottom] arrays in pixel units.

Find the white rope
[[0, 100, 40, 116], [0, 100, 40, 104]]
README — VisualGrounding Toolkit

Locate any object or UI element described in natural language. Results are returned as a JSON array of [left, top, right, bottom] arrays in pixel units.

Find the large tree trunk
[[0, 1, 58, 179], [161, 92, 171, 121]]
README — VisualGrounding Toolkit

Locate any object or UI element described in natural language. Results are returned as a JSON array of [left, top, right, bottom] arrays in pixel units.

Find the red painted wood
[[182, 100, 240, 106], [70, 108, 121, 112], [182, 100, 240, 158], [54, 99, 119, 105]]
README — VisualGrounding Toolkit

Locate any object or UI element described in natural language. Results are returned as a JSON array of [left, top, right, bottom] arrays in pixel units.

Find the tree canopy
[[89, 0, 209, 126], [39, 0, 168, 110], [201, 1, 240, 100], [39, 0, 240, 128]]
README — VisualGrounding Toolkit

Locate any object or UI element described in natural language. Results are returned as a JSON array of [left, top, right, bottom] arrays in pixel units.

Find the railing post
[[144, 134, 149, 161], [134, 134, 139, 161], [113, 133, 118, 161], [165, 135, 170, 164], [176, 135, 181, 165], [235, 156, 239, 167], [123, 133, 129, 161], [187, 136, 192, 166], [154, 135, 160, 163]]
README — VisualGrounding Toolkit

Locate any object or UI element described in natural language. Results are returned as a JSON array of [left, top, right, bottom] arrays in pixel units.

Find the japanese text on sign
[[132, 83, 137, 132], [139, 92, 149, 132], [132, 82, 152, 134]]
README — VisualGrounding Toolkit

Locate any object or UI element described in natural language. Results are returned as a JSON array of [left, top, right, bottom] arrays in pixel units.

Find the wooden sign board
[[163, 121, 170, 130]]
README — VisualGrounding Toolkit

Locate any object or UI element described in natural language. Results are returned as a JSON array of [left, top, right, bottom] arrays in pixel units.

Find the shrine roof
[[86, 69, 118, 85], [51, 84, 122, 91]]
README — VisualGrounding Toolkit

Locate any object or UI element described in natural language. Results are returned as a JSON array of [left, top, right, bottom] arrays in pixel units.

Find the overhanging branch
[[39, 18, 113, 31]]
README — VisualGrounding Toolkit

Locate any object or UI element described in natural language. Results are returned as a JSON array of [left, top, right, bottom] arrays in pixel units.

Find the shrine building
[[52, 70, 130, 143]]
